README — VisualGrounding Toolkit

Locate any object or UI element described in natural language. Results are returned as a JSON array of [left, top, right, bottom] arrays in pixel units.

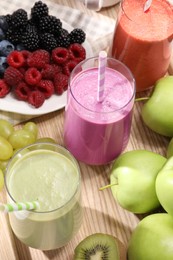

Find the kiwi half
[[74, 233, 126, 260]]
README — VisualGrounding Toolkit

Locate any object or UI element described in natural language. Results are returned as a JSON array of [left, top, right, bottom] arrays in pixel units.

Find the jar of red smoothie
[[110, 0, 173, 92]]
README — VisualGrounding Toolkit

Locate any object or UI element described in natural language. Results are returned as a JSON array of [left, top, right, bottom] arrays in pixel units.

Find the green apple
[[141, 76, 173, 137], [110, 150, 166, 213], [128, 213, 173, 260], [156, 156, 173, 216], [166, 137, 173, 158]]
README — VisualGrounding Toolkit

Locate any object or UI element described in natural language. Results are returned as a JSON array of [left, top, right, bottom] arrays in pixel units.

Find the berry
[[31, 1, 49, 23], [11, 9, 28, 30], [52, 47, 69, 64], [14, 81, 31, 101], [69, 28, 86, 44], [15, 43, 25, 51], [56, 34, 71, 48], [69, 43, 86, 63], [4, 66, 23, 87], [54, 73, 68, 94], [21, 50, 31, 66], [6, 28, 24, 45], [27, 49, 50, 69], [39, 15, 62, 35], [37, 80, 54, 98], [0, 40, 15, 57], [0, 79, 10, 97], [0, 56, 8, 77], [63, 60, 78, 76], [0, 15, 9, 32], [41, 64, 55, 80], [28, 90, 45, 108], [0, 28, 5, 41], [7, 50, 25, 68], [39, 33, 57, 52], [25, 67, 42, 86], [21, 30, 40, 51]]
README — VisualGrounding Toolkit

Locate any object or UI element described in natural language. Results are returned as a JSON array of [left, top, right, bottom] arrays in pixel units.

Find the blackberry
[[6, 28, 24, 44], [56, 30, 71, 48], [22, 31, 40, 51], [4, 14, 12, 27], [31, 1, 49, 23], [39, 33, 57, 52], [39, 15, 62, 36], [11, 9, 28, 30], [25, 22, 38, 34], [69, 28, 86, 44]]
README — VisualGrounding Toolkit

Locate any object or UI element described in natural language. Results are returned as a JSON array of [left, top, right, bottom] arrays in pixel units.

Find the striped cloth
[[0, 0, 116, 125]]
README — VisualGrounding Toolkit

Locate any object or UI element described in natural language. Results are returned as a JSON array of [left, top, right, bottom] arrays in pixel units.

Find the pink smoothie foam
[[64, 67, 134, 165]]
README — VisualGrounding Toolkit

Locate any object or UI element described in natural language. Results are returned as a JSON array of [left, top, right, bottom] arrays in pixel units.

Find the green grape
[[0, 119, 14, 139], [0, 136, 13, 160], [23, 122, 38, 138], [0, 160, 8, 173], [8, 129, 36, 149], [0, 169, 4, 191], [35, 137, 56, 144]]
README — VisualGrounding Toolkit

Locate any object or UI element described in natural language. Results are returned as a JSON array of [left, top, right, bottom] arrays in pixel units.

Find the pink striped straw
[[97, 51, 107, 102]]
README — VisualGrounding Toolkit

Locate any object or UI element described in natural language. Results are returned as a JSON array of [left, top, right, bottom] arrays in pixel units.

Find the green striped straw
[[0, 201, 40, 213]]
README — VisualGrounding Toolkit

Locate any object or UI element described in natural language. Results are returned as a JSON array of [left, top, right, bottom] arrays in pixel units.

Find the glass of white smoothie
[[5, 143, 82, 250]]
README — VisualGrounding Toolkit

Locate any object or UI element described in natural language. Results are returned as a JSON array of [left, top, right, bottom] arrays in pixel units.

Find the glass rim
[[5, 142, 81, 214], [69, 56, 136, 114]]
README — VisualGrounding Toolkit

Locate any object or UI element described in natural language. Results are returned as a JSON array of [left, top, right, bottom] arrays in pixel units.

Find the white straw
[[0, 201, 40, 213], [97, 51, 107, 102], [144, 0, 153, 12]]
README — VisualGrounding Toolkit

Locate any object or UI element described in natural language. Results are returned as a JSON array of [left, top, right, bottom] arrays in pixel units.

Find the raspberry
[[25, 67, 42, 85], [37, 80, 54, 98], [54, 73, 68, 94], [7, 50, 25, 68], [69, 43, 86, 63], [14, 81, 31, 101], [62, 60, 78, 76], [4, 66, 23, 87], [52, 64, 62, 74], [28, 90, 45, 108], [21, 50, 31, 66], [41, 64, 55, 80], [27, 49, 50, 69], [0, 79, 10, 97], [52, 47, 69, 64]]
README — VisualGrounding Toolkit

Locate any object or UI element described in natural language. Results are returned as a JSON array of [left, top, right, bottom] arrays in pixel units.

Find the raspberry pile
[[0, 43, 86, 108]]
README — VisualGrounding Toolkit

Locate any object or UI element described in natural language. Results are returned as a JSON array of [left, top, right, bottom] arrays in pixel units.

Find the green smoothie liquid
[[6, 148, 82, 250]]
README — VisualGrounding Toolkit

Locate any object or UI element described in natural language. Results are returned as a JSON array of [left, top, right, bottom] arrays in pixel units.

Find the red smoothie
[[111, 0, 173, 91]]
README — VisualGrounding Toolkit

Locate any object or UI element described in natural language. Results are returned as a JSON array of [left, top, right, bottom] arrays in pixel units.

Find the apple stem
[[135, 97, 150, 102], [99, 182, 118, 191]]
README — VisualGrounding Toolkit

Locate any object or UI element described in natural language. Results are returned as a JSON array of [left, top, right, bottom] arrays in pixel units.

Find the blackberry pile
[[2, 1, 86, 52]]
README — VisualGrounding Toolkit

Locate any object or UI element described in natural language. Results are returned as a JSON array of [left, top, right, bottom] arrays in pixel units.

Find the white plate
[[0, 21, 93, 116]]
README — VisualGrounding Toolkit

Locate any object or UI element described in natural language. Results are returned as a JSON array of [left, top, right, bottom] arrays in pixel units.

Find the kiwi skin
[[73, 233, 127, 260]]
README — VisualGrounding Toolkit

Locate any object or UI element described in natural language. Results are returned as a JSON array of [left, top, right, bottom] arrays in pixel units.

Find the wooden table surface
[[0, 1, 172, 259]]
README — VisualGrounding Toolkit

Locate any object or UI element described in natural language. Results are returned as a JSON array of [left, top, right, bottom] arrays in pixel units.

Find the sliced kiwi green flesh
[[74, 233, 125, 260]]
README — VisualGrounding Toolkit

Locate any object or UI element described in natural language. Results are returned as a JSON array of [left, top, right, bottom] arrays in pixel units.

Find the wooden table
[[0, 1, 172, 259]]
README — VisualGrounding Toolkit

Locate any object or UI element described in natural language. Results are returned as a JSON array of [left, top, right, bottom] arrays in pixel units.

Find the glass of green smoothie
[[5, 143, 82, 250]]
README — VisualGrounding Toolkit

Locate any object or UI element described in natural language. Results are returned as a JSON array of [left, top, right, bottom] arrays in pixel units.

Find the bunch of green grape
[[0, 119, 56, 192]]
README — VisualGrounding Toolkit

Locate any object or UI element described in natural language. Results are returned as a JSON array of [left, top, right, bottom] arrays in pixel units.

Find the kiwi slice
[[74, 233, 126, 259]]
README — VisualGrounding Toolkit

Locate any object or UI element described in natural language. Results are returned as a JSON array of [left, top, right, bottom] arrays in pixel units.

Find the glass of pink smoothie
[[110, 0, 173, 92], [64, 56, 135, 165]]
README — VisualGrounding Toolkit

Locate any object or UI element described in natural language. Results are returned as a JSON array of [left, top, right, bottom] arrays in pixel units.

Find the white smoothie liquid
[[6, 149, 82, 250]]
